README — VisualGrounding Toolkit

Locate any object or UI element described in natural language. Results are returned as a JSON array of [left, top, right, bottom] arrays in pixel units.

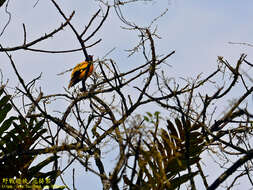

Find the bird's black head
[[86, 55, 93, 62]]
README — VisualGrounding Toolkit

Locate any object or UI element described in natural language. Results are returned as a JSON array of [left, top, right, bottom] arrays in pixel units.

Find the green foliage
[[144, 111, 161, 124], [125, 112, 205, 190], [0, 0, 6, 7], [0, 87, 60, 189]]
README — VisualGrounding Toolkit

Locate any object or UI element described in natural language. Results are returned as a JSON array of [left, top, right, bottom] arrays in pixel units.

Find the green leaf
[[154, 111, 160, 117], [0, 103, 12, 124], [143, 116, 149, 122], [191, 123, 202, 131], [0, 88, 4, 97], [33, 170, 61, 181], [32, 128, 47, 143], [0, 95, 11, 108], [0, 141, 6, 152], [19, 116, 28, 134], [170, 171, 198, 189], [189, 136, 204, 147], [156, 139, 168, 165], [0, 0, 7, 7], [28, 155, 59, 177], [188, 144, 204, 156], [0, 116, 16, 136], [166, 120, 179, 138], [161, 130, 172, 157], [12, 122, 25, 140], [31, 119, 45, 135], [1, 132, 19, 152], [146, 112, 152, 118], [175, 118, 184, 140]]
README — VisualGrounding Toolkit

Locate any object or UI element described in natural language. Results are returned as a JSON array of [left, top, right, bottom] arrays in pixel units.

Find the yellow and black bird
[[68, 55, 94, 91]]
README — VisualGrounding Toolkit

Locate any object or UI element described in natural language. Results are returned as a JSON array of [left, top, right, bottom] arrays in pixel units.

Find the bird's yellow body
[[68, 60, 94, 89]]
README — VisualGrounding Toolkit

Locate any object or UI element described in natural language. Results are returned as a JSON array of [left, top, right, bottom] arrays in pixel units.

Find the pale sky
[[1, 0, 253, 189]]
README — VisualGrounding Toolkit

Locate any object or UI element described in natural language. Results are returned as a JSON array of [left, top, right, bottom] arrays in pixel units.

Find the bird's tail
[[68, 80, 73, 89]]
